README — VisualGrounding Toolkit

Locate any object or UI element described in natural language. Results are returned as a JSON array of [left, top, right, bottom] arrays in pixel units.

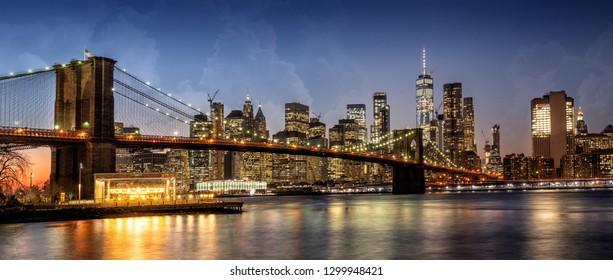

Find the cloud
[[503, 42, 581, 154], [0, 19, 94, 72], [200, 20, 311, 135], [94, 15, 161, 85], [503, 24, 613, 154], [580, 23, 613, 129]]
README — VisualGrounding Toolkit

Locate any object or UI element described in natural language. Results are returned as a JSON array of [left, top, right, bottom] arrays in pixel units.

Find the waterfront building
[[594, 149, 613, 177], [416, 47, 435, 132], [166, 149, 190, 193], [328, 119, 367, 182], [94, 173, 177, 202], [242, 102, 272, 182], [272, 131, 308, 183], [223, 110, 244, 180], [269, 102, 311, 183], [195, 180, 267, 194], [307, 118, 328, 183], [347, 104, 367, 141], [503, 153, 554, 180], [189, 113, 213, 189], [562, 153, 595, 178], [443, 82, 463, 164], [563, 124, 613, 178], [531, 91, 575, 174]]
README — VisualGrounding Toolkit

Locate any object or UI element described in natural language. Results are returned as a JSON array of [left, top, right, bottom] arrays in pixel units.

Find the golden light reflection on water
[[1, 192, 612, 259], [524, 195, 567, 259]]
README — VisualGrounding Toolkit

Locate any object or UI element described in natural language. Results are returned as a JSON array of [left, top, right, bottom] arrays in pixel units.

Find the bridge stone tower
[[51, 57, 117, 200], [392, 128, 425, 194]]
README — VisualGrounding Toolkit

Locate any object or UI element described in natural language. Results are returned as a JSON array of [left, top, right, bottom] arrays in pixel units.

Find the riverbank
[[0, 201, 243, 224]]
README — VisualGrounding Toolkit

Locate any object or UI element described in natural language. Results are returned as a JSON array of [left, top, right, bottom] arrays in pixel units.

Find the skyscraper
[[211, 102, 225, 179], [253, 102, 269, 141], [443, 82, 463, 164], [371, 92, 390, 142], [189, 113, 212, 189], [462, 97, 476, 152], [576, 106, 588, 135], [242, 102, 272, 182], [531, 90, 575, 172], [488, 124, 502, 174], [242, 94, 254, 139], [285, 102, 310, 135], [416, 47, 435, 131], [347, 104, 367, 141]]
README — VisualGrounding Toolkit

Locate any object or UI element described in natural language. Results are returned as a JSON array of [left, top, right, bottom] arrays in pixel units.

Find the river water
[[1, 191, 612, 260]]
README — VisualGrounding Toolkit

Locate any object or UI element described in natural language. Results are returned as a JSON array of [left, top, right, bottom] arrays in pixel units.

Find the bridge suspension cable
[[113, 67, 202, 137], [0, 71, 55, 130], [114, 66, 202, 114]]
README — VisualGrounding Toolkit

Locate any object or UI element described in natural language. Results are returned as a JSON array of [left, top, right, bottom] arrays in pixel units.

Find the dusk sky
[[1, 0, 612, 183]]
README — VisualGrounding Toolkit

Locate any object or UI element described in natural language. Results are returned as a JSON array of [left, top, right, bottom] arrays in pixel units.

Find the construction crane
[[311, 112, 322, 122], [481, 130, 490, 146], [207, 89, 220, 116], [434, 100, 444, 116]]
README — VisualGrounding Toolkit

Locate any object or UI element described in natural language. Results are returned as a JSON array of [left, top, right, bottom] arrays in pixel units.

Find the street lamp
[[30, 171, 33, 189], [78, 162, 83, 203]]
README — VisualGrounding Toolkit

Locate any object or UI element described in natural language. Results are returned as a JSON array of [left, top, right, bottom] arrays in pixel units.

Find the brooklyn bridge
[[0, 56, 496, 198]]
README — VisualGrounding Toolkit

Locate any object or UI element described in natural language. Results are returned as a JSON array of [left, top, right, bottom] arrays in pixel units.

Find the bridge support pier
[[50, 57, 116, 200], [392, 163, 425, 194]]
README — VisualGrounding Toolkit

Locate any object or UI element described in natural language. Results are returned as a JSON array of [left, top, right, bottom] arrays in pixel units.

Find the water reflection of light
[[524, 195, 565, 259]]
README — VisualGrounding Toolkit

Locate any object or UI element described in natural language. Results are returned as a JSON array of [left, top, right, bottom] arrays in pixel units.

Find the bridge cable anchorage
[[113, 80, 195, 120], [114, 66, 201, 114]]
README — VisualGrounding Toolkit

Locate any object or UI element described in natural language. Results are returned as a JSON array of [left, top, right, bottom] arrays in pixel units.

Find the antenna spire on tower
[[422, 46, 427, 75]]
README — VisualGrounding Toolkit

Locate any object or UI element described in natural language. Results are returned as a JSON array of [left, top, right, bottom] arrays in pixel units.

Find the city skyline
[[1, 0, 612, 184]]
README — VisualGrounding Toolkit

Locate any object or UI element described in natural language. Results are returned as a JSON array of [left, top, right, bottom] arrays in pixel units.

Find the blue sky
[[1, 0, 613, 161]]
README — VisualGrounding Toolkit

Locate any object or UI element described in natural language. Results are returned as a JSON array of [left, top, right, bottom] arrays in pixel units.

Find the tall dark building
[[211, 102, 225, 179], [487, 124, 503, 174], [242, 95, 254, 139], [443, 82, 463, 164], [462, 97, 475, 152], [253, 102, 269, 141], [371, 92, 390, 143], [416, 47, 435, 131], [531, 91, 574, 172]]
